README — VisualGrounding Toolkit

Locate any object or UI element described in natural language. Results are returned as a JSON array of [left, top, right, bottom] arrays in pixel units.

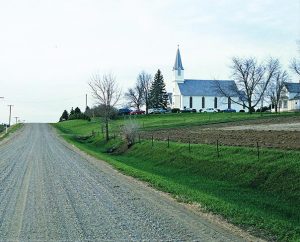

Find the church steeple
[[173, 46, 184, 83], [173, 46, 184, 71]]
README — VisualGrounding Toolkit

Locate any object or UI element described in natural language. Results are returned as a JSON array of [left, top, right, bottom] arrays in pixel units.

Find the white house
[[275, 82, 300, 112], [171, 47, 245, 112]]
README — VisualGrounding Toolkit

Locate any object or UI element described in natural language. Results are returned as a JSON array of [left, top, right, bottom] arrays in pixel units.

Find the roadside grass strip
[[53, 119, 300, 242]]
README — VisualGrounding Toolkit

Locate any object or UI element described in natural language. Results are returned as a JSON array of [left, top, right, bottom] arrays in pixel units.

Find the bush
[[68, 113, 91, 121], [121, 119, 139, 148], [256, 106, 271, 112], [171, 108, 180, 113], [88, 105, 119, 120]]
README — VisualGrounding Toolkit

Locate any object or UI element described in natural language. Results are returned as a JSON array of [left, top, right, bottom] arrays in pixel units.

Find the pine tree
[[74, 107, 81, 114], [59, 110, 69, 122], [149, 69, 168, 108]]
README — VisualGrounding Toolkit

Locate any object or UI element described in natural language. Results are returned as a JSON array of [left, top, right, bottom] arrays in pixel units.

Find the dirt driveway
[[143, 116, 300, 150]]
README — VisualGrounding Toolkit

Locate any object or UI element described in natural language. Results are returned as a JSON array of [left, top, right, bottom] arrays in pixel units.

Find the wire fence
[[76, 119, 300, 163], [84, 130, 273, 162]]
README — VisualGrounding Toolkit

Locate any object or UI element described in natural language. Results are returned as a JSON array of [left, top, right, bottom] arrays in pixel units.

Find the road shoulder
[[50, 124, 265, 242]]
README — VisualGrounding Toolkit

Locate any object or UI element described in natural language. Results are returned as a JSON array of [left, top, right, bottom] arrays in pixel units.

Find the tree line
[[60, 44, 300, 141], [124, 69, 169, 114], [216, 53, 300, 114], [59, 107, 91, 122]]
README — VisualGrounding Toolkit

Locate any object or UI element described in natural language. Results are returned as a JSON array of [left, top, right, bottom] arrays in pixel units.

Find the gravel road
[[0, 124, 249, 241]]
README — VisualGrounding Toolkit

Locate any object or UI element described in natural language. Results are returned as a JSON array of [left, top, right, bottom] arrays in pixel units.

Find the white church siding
[[171, 47, 247, 112], [180, 95, 243, 111], [272, 82, 300, 112]]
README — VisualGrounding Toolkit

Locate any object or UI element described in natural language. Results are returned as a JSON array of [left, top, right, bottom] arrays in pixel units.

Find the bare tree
[[121, 119, 139, 148], [268, 69, 289, 113], [215, 57, 279, 114], [138, 71, 152, 114], [290, 58, 300, 77], [290, 40, 300, 77], [125, 78, 144, 110], [89, 73, 121, 141]]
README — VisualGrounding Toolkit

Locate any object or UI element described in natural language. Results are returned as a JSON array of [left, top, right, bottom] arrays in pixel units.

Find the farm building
[[274, 82, 300, 112], [171, 47, 245, 111]]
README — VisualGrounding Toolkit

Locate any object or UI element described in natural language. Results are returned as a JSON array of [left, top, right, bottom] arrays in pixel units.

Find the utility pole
[[13, 116, 19, 124], [7, 105, 13, 127], [85, 94, 88, 110]]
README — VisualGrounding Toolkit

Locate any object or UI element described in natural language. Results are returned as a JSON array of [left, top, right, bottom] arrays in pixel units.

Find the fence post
[[152, 135, 154, 147], [167, 136, 170, 148], [217, 139, 220, 158], [257, 142, 260, 161]]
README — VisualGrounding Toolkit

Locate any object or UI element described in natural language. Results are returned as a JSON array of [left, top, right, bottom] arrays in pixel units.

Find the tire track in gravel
[[0, 123, 262, 241]]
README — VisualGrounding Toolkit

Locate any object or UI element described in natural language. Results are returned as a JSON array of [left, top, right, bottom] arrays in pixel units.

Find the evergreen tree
[[59, 110, 69, 122], [85, 106, 90, 113], [149, 69, 168, 108], [74, 107, 81, 114], [70, 107, 75, 115]]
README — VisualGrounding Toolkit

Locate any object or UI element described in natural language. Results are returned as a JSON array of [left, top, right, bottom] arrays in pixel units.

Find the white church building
[[274, 81, 300, 112], [171, 47, 245, 112]]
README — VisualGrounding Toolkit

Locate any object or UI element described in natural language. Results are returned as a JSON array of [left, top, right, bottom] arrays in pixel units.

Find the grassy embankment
[[53, 112, 300, 241], [0, 123, 23, 141]]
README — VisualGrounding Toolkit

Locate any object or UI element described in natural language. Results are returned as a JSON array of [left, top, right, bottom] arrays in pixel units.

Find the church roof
[[178, 79, 239, 97], [284, 82, 300, 93], [173, 48, 184, 71]]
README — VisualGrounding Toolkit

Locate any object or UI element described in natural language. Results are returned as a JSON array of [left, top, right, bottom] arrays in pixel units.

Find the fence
[[135, 133, 262, 161], [88, 127, 298, 162]]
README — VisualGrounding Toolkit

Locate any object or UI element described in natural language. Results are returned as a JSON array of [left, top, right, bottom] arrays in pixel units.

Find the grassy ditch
[[53, 119, 300, 241], [0, 123, 23, 141]]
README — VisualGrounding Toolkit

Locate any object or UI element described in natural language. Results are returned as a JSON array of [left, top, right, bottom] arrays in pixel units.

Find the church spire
[[173, 46, 184, 71]]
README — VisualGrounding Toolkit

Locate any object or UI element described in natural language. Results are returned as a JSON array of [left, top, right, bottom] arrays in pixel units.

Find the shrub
[[121, 119, 139, 148], [171, 108, 180, 113], [256, 106, 271, 112], [68, 113, 91, 121]]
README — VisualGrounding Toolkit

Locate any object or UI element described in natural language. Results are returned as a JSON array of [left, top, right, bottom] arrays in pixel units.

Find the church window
[[214, 97, 217, 108], [202, 97, 205, 108], [228, 97, 231, 109], [178, 69, 181, 76], [189, 97, 193, 108], [283, 100, 288, 108]]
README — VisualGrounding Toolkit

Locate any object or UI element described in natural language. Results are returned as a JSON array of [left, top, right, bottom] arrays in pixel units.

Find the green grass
[[57, 112, 300, 136], [53, 114, 300, 241], [0, 123, 23, 141]]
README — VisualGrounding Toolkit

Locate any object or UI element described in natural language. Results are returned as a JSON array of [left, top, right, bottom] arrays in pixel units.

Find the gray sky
[[0, 0, 299, 123]]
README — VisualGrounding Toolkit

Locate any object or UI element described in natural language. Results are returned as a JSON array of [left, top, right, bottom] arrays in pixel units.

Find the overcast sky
[[0, 0, 299, 123]]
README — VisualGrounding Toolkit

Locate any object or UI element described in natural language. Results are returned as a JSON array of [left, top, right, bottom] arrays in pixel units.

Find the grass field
[[0, 123, 23, 141], [56, 111, 299, 136], [53, 113, 300, 241]]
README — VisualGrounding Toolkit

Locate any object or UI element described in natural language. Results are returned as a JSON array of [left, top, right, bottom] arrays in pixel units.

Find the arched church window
[[189, 97, 193, 108], [202, 97, 205, 108], [214, 97, 217, 108]]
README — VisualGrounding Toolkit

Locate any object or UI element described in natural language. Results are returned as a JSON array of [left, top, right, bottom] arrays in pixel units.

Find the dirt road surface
[[0, 124, 253, 241]]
